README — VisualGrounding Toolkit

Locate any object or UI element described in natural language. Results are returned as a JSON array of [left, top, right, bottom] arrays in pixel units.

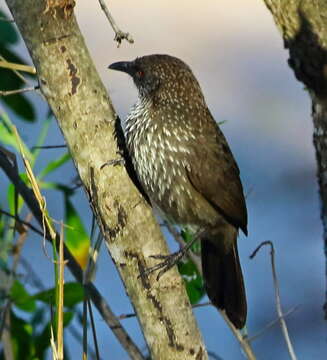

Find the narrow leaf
[[37, 152, 70, 180], [33, 282, 84, 308], [10, 280, 36, 312], [64, 198, 90, 269]]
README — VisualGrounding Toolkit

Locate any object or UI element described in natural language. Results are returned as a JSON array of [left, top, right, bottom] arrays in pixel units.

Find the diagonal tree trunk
[[262, 0, 327, 317], [4, 1, 208, 358]]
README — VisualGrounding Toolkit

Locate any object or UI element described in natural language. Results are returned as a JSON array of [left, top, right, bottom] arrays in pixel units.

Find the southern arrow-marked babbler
[[108, 54, 248, 328]]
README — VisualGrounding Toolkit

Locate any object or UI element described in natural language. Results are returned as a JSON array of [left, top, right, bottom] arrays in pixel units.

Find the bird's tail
[[201, 232, 247, 329]]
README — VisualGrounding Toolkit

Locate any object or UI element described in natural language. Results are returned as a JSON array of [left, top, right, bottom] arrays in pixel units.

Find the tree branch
[[262, 0, 327, 320], [98, 0, 134, 46], [3, 2, 207, 358]]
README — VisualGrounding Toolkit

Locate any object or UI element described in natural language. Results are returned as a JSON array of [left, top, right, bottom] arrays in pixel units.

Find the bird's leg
[[141, 230, 203, 280]]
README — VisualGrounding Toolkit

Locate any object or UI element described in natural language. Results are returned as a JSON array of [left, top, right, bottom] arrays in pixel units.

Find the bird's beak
[[108, 61, 134, 75]]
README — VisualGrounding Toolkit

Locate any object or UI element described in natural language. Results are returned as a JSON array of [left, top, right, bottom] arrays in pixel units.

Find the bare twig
[[83, 295, 88, 360], [0, 209, 44, 237], [98, 0, 134, 46], [68, 324, 98, 359], [0, 55, 31, 85], [88, 299, 101, 360], [117, 301, 212, 321], [220, 311, 256, 360], [56, 222, 66, 360], [248, 305, 300, 342], [0, 59, 36, 74], [0, 86, 38, 96], [32, 144, 67, 150], [250, 241, 297, 360]]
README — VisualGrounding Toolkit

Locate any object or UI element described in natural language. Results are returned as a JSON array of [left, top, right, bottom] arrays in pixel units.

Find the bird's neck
[[125, 96, 154, 151]]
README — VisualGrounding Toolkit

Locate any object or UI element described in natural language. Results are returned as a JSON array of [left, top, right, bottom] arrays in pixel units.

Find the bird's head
[[108, 54, 204, 103]]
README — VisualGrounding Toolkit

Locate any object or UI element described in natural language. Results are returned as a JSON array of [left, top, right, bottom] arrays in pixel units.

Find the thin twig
[[220, 311, 256, 360], [57, 222, 66, 360], [0, 86, 38, 96], [88, 299, 101, 360], [83, 295, 88, 360], [117, 301, 212, 320], [248, 305, 300, 342], [250, 241, 298, 360], [98, 0, 134, 47], [0, 209, 44, 237], [68, 324, 97, 359], [32, 144, 67, 150], [0, 55, 31, 85], [0, 59, 36, 74]]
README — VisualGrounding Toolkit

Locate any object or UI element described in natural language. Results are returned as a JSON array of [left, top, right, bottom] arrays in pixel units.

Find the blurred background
[[0, 0, 325, 359]]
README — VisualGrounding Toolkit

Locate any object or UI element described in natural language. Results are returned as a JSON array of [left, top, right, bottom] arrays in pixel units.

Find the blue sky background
[[0, 1, 326, 359]]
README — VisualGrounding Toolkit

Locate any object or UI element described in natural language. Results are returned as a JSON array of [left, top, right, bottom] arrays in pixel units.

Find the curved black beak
[[108, 61, 134, 75]]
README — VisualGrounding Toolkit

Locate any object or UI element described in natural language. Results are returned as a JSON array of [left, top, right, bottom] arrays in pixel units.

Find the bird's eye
[[136, 70, 145, 78]]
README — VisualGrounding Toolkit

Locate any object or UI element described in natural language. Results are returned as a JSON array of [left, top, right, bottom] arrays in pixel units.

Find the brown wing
[[185, 109, 248, 235]]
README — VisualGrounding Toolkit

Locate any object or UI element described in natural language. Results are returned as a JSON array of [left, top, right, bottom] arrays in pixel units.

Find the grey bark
[[262, 0, 327, 317], [4, 1, 208, 359]]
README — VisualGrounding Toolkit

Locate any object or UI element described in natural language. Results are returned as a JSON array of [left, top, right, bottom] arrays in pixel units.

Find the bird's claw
[[140, 250, 185, 281]]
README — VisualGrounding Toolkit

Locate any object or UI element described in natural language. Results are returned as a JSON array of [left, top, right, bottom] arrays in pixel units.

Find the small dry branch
[[250, 241, 298, 360], [98, 0, 134, 46]]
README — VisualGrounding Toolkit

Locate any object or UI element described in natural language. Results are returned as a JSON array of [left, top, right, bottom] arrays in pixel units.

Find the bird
[[108, 54, 248, 329]]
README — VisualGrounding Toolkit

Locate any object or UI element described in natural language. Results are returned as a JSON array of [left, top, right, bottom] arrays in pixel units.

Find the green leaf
[[31, 307, 45, 329], [64, 198, 90, 269], [0, 11, 18, 44], [10, 311, 35, 360], [1, 87, 36, 121], [37, 152, 71, 180], [33, 282, 84, 308], [34, 312, 74, 359], [38, 181, 74, 195], [7, 173, 28, 214], [181, 228, 201, 254], [178, 259, 205, 305], [63, 310, 74, 326], [31, 116, 53, 163], [34, 322, 51, 360], [10, 280, 36, 312]]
